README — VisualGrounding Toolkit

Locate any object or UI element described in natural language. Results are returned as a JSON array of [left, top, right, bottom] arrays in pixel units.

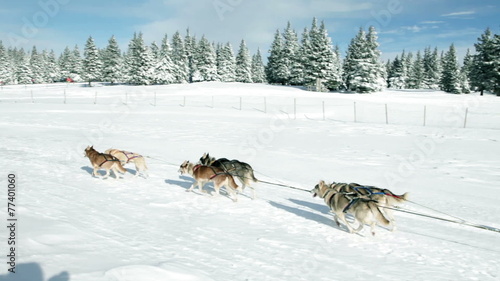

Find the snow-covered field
[[1, 82, 500, 281]]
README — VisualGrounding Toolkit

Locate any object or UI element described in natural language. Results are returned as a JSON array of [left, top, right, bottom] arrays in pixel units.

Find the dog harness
[[193, 164, 227, 179], [353, 186, 386, 196], [120, 151, 142, 163], [98, 154, 120, 167]]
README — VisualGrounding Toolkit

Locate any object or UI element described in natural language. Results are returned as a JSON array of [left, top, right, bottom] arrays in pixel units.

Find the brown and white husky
[[84, 146, 127, 179], [105, 148, 148, 178], [179, 160, 239, 202]]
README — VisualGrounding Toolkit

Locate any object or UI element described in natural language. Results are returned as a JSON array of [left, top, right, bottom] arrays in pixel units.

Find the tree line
[[0, 19, 498, 95]]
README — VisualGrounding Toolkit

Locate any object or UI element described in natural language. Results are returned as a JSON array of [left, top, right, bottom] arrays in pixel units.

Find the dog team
[[84, 146, 408, 235]]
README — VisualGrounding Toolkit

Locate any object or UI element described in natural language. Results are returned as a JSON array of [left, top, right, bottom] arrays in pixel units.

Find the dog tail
[[369, 202, 390, 226], [116, 162, 127, 174], [386, 191, 409, 205]]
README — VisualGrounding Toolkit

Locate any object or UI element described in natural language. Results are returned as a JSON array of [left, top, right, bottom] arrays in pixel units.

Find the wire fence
[[1, 83, 499, 130]]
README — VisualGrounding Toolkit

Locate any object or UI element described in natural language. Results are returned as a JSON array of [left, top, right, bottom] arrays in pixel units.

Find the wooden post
[[154, 92, 156, 106], [94, 92, 97, 104], [125, 92, 128, 105], [64, 89, 66, 104], [264, 97, 267, 113], [211, 96, 214, 108], [464, 108, 468, 128], [239, 97, 242, 110], [385, 103, 388, 124], [31, 90, 34, 103]]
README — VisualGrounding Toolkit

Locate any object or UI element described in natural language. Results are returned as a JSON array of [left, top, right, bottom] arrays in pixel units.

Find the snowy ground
[[1, 82, 500, 281]]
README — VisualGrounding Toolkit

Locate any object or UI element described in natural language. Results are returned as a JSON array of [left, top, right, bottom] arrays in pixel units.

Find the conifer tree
[[216, 42, 236, 82], [472, 28, 496, 95], [185, 29, 197, 82], [126, 32, 154, 85], [72, 45, 83, 80], [30, 46, 45, 83], [460, 49, 474, 93], [266, 29, 285, 84], [171, 31, 189, 83], [408, 50, 424, 89], [153, 34, 176, 84], [194, 36, 218, 82], [235, 39, 252, 83], [422, 47, 441, 89], [251, 48, 266, 83], [388, 55, 405, 89], [83, 36, 102, 86], [44, 50, 60, 83], [0, 41, 12, 85], [101, 36, 123, 84], [16, 53, 33, 85], [440, 44, 461, 94]]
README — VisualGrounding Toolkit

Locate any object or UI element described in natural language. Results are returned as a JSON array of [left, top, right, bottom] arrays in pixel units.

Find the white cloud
[[441, 10, 475, 17]]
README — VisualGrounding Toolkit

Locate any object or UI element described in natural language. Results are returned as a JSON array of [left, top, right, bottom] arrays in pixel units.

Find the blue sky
[[0, 0, 498, 61]]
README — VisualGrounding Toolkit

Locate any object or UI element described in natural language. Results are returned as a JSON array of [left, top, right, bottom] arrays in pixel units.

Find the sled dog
[[198, 153, 258, 198], [311, 181, 390, 235], [84, 146, 127, 179], [105, 148, 149, 178], [316, 180, 408, 229], [179, 160, 239, 202]]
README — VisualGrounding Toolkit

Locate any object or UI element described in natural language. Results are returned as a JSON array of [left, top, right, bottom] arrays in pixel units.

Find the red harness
[[121, 151, 142, 163]]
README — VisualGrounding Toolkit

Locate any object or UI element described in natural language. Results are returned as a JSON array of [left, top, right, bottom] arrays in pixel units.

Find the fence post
[[64, 89, 66, 104], [264, 97, 267, 113], [353, 102, 357, 123], [154, 92, 156, 106], [423, 105, 426, 127], [385, 103, 388, 124], [211, 96, 214, 108], [125, 92, 128, 105], [94, 92, 97, 104], [464, 108, 468, 128], [31, 90, 34, 103], [181, 96, 186, 107]]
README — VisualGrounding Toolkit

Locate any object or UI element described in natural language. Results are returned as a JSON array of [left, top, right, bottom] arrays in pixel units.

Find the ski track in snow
[[1, 82, 500, 281]]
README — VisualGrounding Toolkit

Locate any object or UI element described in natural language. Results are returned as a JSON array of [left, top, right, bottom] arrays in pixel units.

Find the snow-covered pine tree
[[302, 19, 339, 91], [460, 49, 474, 94], [343, 26, 384, 93], [266, 29, 285, 84], [16, 53, 33, 85], [440, 44, 461, 94], [216, 42, 235, 82], [235, 39, 252, 83], [403, 51, 413, 88], [251, 48, 266, 83], [185, 29, 198, 83], [422, 47, 441, 89], [280, 22, 300, 85], [492, 33, 500, 96], [408, 50, 424, 89], [83, 36, 102, 86], [153, 34, 176, 84], [150, 41, 160, 61], [364, 26, 385, 91], [193, 36, 218, 82], [101, 36, 123, 84], [30, 46, 45, 84], [44, 50, 60, 83], [388, 55, 405, 89], [126, 32, 154, 85], [171, 31, 189, 83], [72, 45, 83, 81], [472, 28, 496, 95], [0, 41, 12, 85]]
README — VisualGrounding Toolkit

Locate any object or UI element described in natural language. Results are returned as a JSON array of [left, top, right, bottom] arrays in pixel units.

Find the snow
[[1, 82, 500, 281]]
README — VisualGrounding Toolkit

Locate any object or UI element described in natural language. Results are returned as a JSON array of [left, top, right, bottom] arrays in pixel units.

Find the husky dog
[[105, 148, 149, 178], [84, 146, 127, 179], [311, 182, 390, 235], [198, 153, 258, 199], [317, 180, 408, 230], [179, 160, 240, 202]]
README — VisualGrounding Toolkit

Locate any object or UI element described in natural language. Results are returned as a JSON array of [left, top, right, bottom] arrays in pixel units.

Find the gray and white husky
[[311, 181, 391, 236], [198, 153, 258, 199]]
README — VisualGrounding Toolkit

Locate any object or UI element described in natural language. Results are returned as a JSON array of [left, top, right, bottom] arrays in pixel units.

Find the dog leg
[[102, 169, 110, 180], [187, 182, 197, 192]]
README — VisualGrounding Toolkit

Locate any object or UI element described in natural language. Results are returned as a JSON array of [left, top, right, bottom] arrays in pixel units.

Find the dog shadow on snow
[[80, 166, 136, 177], [269, 198, 358, 234]]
